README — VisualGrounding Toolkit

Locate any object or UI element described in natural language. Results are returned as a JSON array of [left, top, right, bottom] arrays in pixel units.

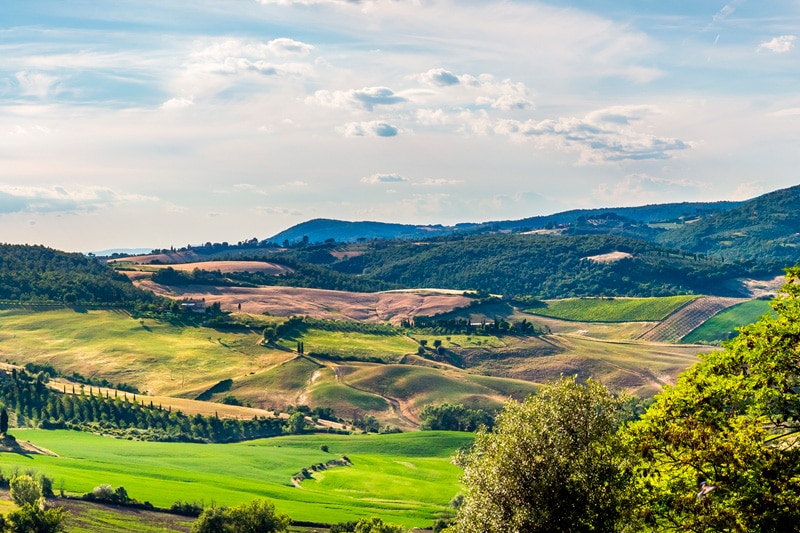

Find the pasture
[[526, 295, 697, 323], [0, 430, 471, 528]]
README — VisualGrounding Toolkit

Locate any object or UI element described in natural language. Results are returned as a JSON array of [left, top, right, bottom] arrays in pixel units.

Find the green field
[[526, 295, 697, 322], [682, 299, 775, 344], [0, 430, 472, 527]]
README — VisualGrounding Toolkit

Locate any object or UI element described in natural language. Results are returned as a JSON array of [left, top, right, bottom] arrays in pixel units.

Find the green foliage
[[191, 499, 289, 533], [5, 504, 68, 533], [0, 369, 282, 443], [10, 475, 43, 507], [333, 233, 750, 298], [528, 295, 697, 322], [353, 517, 406, 533], [626, 268, 800, 532], [453, 377, 631, 533], [418, 403, 493, 432], [151, 258, 399, 293], [0, 244, 153, 306], [6, 475, 68, 533], [656, 184, 800, 269], [284, 412, 307, 435]]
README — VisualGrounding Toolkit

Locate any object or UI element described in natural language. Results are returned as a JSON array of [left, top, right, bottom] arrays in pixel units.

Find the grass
[[278, 331, 417, 363], [60, 500, 194, 533], [0, 309, 292, 399], [0, 430, 471, 528], [682, 299, 775, 344], [526, 295, 698, 322], [343, 365, 508, 411]]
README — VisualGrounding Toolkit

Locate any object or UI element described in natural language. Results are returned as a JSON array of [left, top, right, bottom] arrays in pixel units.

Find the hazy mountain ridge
[[269, 200, 746, 245]]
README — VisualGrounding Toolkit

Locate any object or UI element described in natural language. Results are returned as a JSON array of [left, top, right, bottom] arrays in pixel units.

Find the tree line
[[0, 370, 284, 443]]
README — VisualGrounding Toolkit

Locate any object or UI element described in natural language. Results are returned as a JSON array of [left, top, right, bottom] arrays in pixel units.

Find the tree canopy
[[452, 377, 631, 533]]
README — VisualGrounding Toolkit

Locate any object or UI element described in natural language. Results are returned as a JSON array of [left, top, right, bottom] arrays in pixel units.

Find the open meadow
[[0, 430, 471, 528]]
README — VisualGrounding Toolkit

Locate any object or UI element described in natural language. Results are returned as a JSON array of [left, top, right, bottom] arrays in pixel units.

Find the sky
[[2, 0, 800, 252]]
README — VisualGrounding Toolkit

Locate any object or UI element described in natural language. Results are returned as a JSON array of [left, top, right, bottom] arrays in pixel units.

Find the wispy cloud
[[361, 173, 409, 184], [14, 71, 61, 99]]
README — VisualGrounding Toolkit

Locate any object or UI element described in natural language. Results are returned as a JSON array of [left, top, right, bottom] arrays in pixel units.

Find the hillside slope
[[656, 184, 800, 268]]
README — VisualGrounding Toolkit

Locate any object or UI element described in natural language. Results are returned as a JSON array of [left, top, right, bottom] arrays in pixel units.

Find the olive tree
[[452, 377, 631, 533]]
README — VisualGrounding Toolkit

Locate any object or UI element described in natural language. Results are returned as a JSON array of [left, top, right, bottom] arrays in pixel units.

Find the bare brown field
[[135, 281, 473, 324], [136, 261, 290, 275], [584, 251, 633, 263], [109, 251, 203, 264]]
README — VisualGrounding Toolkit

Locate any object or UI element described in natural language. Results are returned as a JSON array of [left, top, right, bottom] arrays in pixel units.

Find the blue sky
[[2, 0, 799, 251]]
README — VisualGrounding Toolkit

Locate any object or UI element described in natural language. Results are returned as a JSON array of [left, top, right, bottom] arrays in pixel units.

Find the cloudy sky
[[3, 1, 799, 251]]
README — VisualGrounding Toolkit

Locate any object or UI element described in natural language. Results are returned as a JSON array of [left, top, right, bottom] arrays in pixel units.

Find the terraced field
[[638, 297, 747, 343]]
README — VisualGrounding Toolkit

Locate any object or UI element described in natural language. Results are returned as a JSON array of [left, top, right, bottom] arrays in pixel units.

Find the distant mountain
[[268, 201, 744, 245], [268, 218, 457, 244]]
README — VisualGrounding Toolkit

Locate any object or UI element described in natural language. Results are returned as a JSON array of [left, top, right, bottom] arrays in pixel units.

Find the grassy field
[[277, 330, 417, 363], [0, 430, 470, 528], [526, 295, 698, 323], [0, 308, 291, 399], [682, 299, 775, 344]]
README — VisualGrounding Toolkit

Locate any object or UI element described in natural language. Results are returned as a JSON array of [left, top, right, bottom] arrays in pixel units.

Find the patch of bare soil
[[134, 281, 473, 325], [736, 274, 785, 298], [145, 261, 291, 275], [583, 251, 633, 263], [109, 251, 203, 264], [0, 435, 58, 456]]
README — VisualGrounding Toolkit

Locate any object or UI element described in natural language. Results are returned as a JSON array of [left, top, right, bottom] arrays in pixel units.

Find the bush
[[10, 475, 42, 507], [191, 499, 289, 533]]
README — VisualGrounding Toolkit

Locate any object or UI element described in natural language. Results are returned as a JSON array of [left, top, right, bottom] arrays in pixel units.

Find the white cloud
[[757, 35, 796, 53], [417, 69, 534, 111], [361, 173, 409, 184], [339, 120, 401, 137], [161, 96, 194, 110], [419, 68, 461, 87], [415, 178, 462, 186], [308, 86, 407, 111], [0, 184, 156, 215], [494, 105, 690, 163]]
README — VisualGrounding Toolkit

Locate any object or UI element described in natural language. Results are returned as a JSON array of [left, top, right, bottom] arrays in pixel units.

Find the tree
[[626, 268, 800, 532], [191, 499, 289, 533], [7, 475, 68, 533], [5, 504, 68, 533], [1, 408, 8, 435], [353, 517, 406, 533], [191, 506, 228, 533], [452, 377, 631, 533], [284, 412, 307, 435], [225, 499, 290, 533]]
